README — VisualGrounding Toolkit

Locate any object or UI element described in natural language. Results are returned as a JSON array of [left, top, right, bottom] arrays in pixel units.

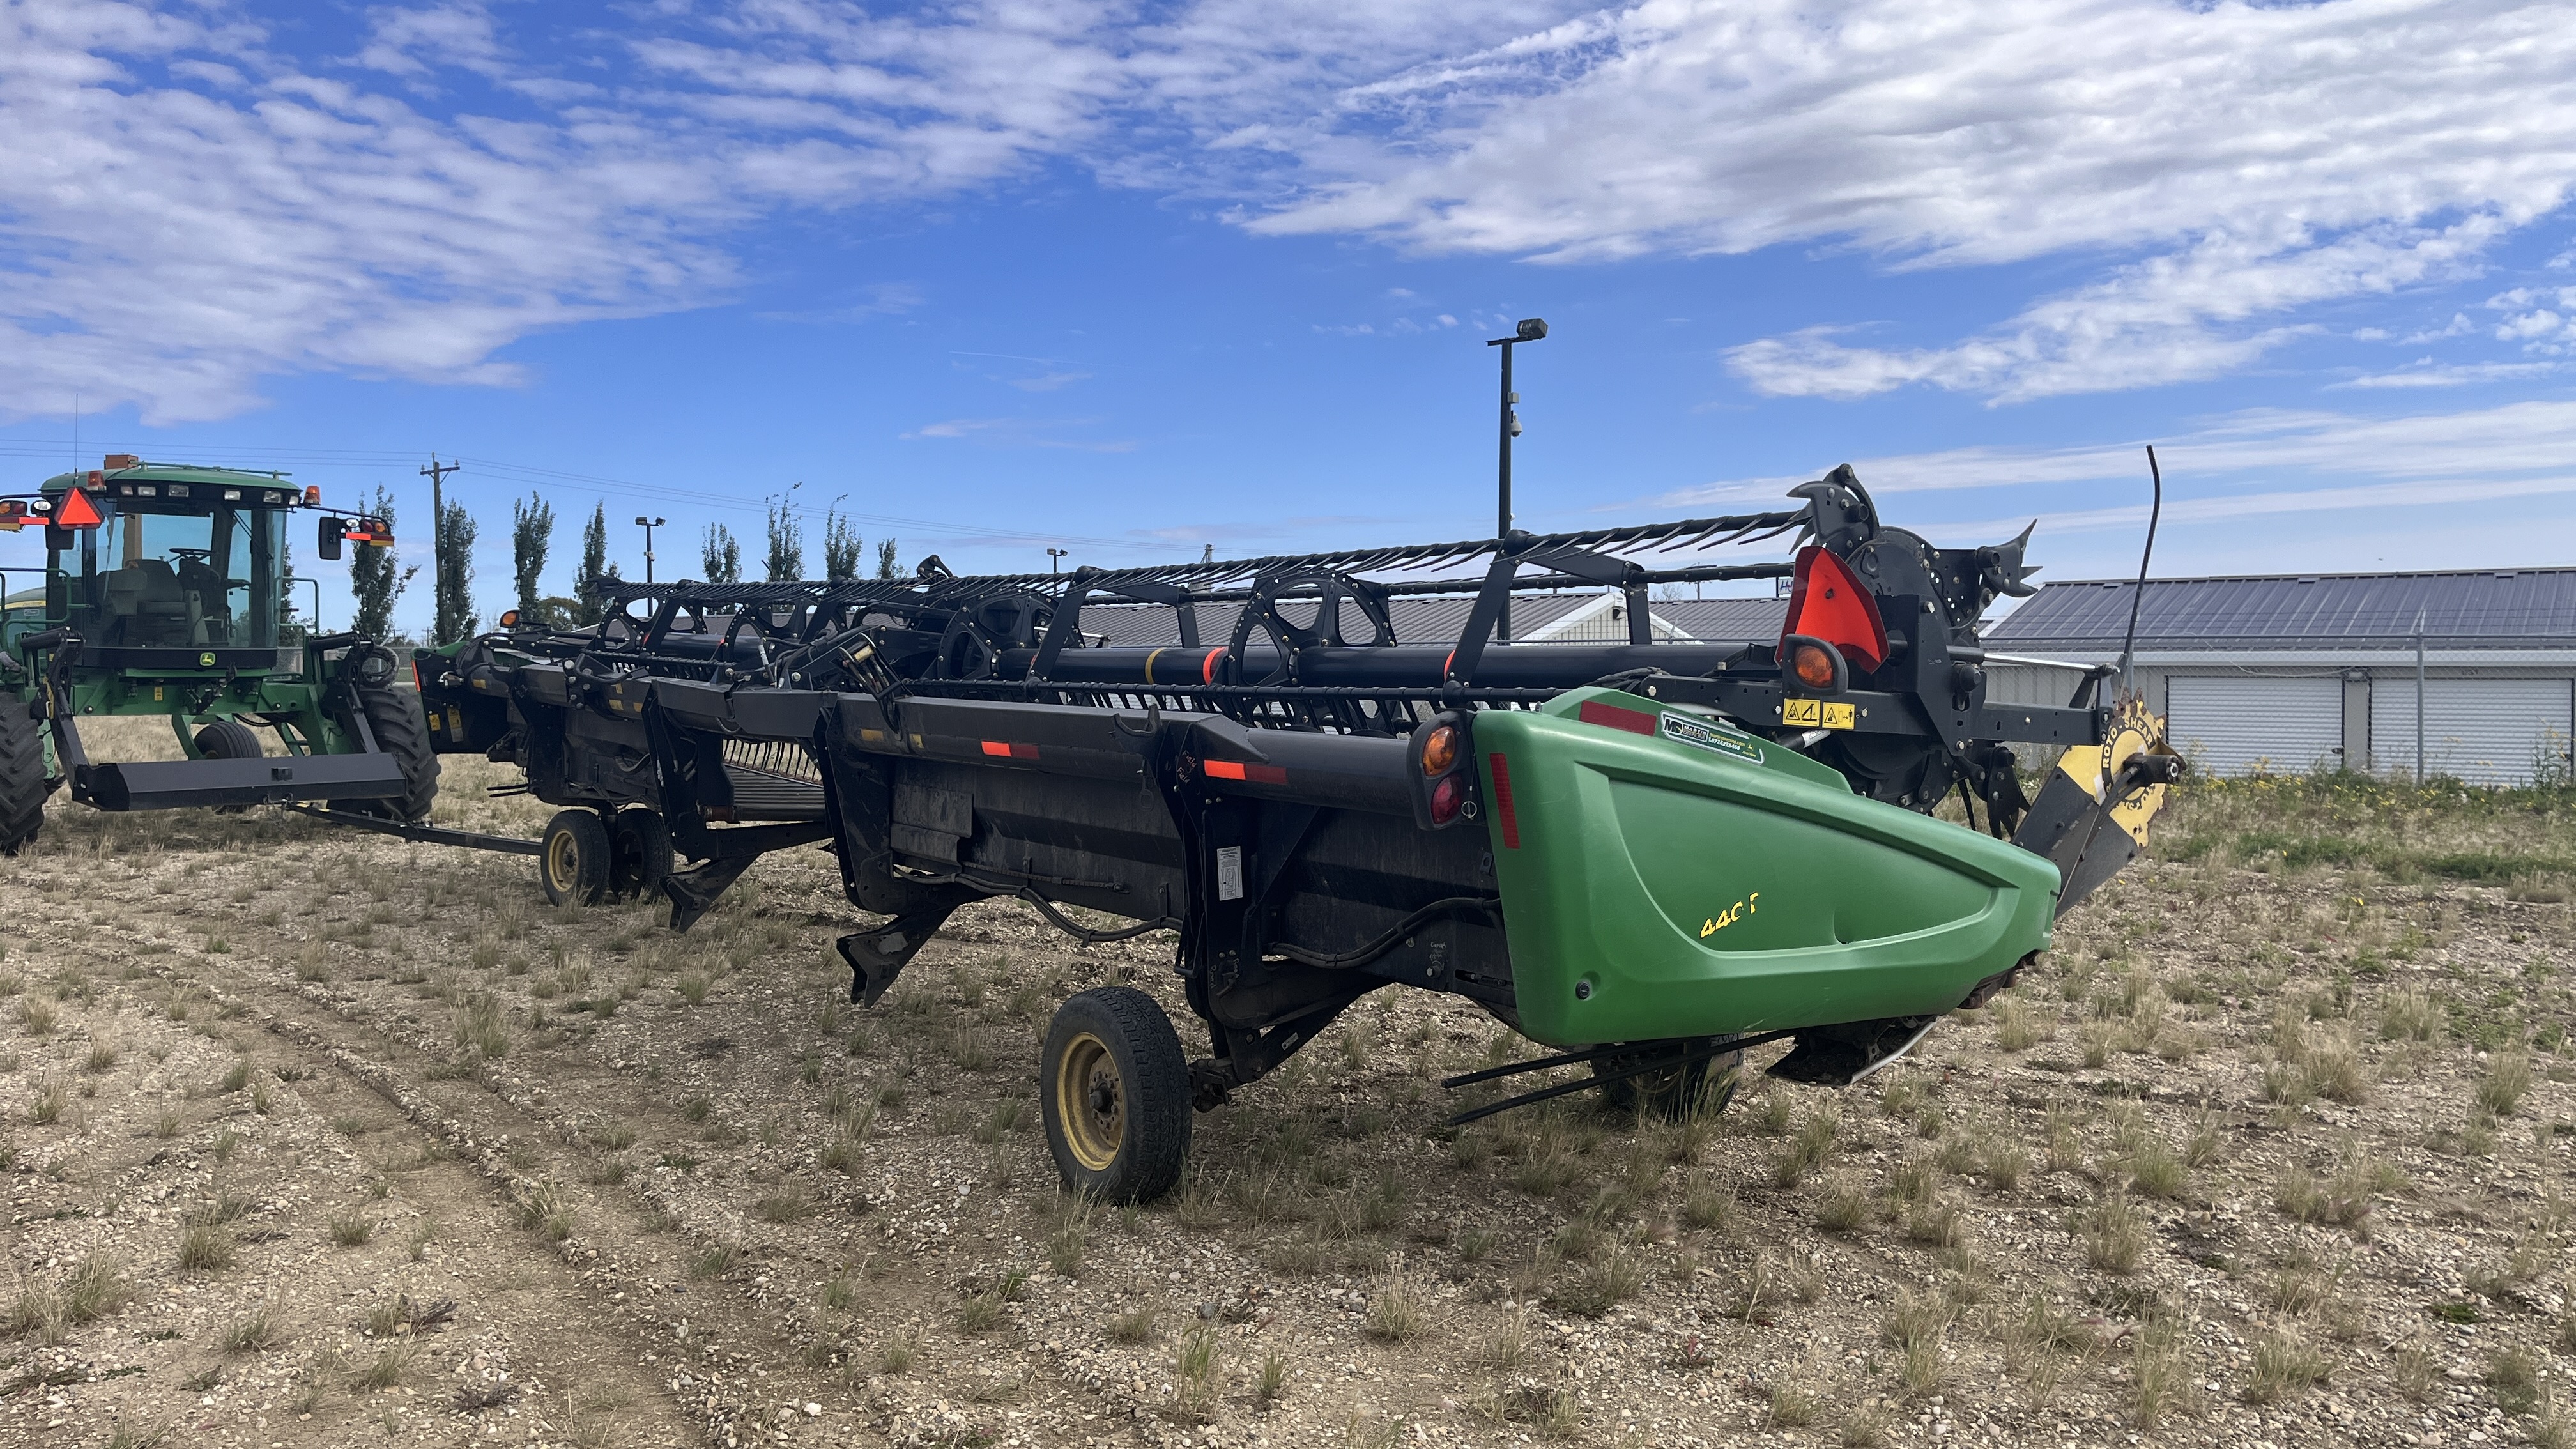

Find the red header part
[[1778, 545, 1887, 673]]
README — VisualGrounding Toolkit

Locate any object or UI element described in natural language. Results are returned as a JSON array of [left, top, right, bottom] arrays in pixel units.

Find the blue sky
[[5, 0, 2576, 636]]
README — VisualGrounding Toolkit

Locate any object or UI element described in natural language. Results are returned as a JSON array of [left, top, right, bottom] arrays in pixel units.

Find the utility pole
[[1048, 547, 1069, 575], [421, 454, 460, 641], [1485, 318, 1547, 641]]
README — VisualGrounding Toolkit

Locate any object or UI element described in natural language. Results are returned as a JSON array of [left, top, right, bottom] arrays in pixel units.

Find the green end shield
[[1475, 689, 2060, 1048]]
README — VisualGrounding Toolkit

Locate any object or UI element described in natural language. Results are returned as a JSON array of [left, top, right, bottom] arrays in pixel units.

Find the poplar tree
[[701, 525, 741, 585], [574, 502, 611, 624], [510, 493, 555, 618], [822, 509, 862, 583], [350, 486, 416, 642]]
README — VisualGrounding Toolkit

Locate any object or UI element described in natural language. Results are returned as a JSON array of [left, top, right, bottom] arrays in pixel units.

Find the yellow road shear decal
[[1781, 698, 1855, 730]]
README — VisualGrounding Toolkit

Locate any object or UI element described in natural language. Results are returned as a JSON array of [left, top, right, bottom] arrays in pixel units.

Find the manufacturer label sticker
[[1781, 698, 1856, 730], [1215, 845, 1245, 901], [1660, 712, 1763, 763]]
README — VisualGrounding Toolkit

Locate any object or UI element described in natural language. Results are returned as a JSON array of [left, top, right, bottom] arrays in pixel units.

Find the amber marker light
[[1420, 722, 1460, 776], [1791, 642, 1839, 691]]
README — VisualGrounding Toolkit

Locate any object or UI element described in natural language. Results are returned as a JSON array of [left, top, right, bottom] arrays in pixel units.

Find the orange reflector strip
[[1202, 759, 1287, 785], [1488, 753, 1519, 849], [979, 740, 1038, 760], [1577, 700, 1657, 736]]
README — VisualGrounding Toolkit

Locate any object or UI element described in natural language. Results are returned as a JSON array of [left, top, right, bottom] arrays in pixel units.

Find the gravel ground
[[1, 719, 2571, 1448]]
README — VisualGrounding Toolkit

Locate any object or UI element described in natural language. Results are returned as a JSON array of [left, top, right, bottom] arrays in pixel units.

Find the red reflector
[[1779, 545, 1887, 673], [979, 740, 1038, 760], [1487, 752, 1519, 849], [1577, 700, 1657, 736], [53, 488, 104, 529], [1429, 772, 1464, 824], [1202, 647, 1227, 684], [1204, 758, 1287, 785]]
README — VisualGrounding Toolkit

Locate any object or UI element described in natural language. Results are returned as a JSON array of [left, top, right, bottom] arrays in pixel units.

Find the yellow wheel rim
[[545, 831, 581, 894], [1055, 1031, 1124, 1173]]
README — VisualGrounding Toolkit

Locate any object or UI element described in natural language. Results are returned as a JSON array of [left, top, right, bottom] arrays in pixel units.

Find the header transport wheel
[[539, 809, 612, 907], [0, 697, 44, 856], [609, 807, 673, 902], [1040, 987, 1192, 1204], [1593, 1036, 1745, 1121]]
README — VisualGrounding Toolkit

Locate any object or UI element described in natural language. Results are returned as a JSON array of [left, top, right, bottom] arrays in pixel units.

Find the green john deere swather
[[0, 457, 438, 853]]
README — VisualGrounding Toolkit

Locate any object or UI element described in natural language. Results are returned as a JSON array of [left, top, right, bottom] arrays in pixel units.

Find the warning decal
[[1780, 698, 1856, 730]]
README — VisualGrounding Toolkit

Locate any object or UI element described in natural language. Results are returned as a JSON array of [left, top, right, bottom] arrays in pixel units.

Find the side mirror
[[318, 516, 345, 562]]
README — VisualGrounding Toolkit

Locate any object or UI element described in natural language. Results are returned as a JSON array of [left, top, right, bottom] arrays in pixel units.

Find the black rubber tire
[[0, 696, 45, 857], [346, 683, 440, 822], [1039, 986, 1193, 1204], [609, 808, 673, 902], [193, 719, 264, 815], [1595, 1036, 1745, 1120], [540, 809, 613, 907], [194, 719, 263, 760]]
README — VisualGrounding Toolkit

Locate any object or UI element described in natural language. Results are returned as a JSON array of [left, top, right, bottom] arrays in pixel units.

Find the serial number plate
[[1781, 698, 1856, 730]]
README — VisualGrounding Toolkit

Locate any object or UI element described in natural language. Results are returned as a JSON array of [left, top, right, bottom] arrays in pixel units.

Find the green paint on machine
[[1475, 688, 2059, 1049]]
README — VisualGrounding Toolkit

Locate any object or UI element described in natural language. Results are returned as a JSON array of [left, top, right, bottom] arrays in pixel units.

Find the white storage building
[[1983, 569, 2576, 785]]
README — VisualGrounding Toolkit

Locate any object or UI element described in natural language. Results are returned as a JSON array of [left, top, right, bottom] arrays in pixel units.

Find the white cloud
[[1657, 399, 2576, 550], [0, 2, 1123, 424], [755, 281, 926, 324], [1245, 0, 2576, 402], [2332, 361, 2557, 389], [1006, 371, 1091, 392], [901, 415, 1133, 450], [10, 0, 2576, 422]]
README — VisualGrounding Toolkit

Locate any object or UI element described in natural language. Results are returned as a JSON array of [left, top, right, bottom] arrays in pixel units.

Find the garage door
[[2166, 676, 2344, 776], [2370, 677, 2575, 785]]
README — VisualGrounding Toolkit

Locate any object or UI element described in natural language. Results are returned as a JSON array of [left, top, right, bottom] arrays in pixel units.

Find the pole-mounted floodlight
[[1047, 547, 1070, 574], [1485, 318, 1548, 641], [635, 516, 666, 584]]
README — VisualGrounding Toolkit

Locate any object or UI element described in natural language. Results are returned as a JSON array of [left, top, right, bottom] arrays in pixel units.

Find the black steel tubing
[[999, 641, 1755, 689]]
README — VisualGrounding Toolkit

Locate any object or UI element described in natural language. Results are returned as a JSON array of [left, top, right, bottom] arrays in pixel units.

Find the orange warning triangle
[[54, 489, 104, 529]]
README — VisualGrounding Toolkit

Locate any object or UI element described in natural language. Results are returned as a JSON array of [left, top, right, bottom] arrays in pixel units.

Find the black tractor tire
[[193, 719, 264, 815], [0, 696, 45, 857], [1039, 986, 1193, 1204], [1594, 1036, 1745, 1121], [194, 719, 263, 760], [346, 682, 440, 822], [540, 809, 613, 907], [609, 808, 673, 902]]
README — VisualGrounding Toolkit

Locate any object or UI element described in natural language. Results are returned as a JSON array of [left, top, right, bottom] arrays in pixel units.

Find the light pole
[[1485, 317, 1547, 641], [635, 516, 665, 585], [1048, 547, 1069, 574]]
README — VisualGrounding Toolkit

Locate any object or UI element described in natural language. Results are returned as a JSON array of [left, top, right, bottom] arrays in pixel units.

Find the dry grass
[[176, 1225, 234, 1273]]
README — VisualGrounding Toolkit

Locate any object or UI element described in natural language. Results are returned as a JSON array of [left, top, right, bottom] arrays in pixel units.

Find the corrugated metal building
[[1984, 569, 2576, 784]]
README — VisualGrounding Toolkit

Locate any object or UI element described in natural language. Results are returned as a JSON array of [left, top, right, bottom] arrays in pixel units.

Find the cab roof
[[39, 459, 296, 497]]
